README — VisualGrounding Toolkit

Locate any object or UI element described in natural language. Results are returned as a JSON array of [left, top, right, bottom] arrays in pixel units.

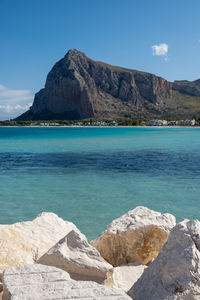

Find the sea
[[0, 127, 200, 240]]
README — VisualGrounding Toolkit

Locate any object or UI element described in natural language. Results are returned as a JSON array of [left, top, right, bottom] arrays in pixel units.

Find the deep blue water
[[0, 127, 200, 240]]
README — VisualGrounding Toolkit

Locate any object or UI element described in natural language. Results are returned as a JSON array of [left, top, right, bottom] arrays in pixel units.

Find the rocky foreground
[[0, 206, 200, 299]]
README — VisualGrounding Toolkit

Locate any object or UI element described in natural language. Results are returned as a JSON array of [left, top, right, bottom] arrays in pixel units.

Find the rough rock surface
[[128, 219, 200, 300], [91, 206, 176, 266], [2, 264, 131, 300], [0, 274, 2, 293], [104, 262, 146, 292], [16, 49, 172, 120], [173, 79, 200, 97], [38, 229, 113, 283], [0, 212, 80, 275]]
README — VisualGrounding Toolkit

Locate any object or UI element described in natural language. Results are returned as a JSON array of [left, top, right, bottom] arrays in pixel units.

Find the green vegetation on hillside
[[163, 90, 200, 119]]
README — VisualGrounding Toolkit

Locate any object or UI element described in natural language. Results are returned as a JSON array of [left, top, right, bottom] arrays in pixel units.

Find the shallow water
[[0, 127, 200, 240]]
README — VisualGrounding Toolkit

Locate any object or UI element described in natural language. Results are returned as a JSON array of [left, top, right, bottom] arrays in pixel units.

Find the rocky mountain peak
[[15, 49, 199, 121], [65, 48, 86, 59]]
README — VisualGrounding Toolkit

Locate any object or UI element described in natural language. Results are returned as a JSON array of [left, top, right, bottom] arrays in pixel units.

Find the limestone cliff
[[172, 79, 200, 97], [16, 49, 172, 120]]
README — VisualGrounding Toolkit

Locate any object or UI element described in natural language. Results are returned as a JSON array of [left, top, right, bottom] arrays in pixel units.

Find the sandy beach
[[0, 125, 200, 128]]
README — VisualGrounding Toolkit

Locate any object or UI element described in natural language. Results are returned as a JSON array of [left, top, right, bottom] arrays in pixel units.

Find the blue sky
[[0, 0, 200, 120]]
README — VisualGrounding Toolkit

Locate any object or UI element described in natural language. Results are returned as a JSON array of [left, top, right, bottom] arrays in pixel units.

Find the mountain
[[16, 49, 200, 120]]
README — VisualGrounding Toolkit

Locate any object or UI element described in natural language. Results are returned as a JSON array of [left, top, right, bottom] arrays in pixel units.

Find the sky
[[0, 0, 200, 120]]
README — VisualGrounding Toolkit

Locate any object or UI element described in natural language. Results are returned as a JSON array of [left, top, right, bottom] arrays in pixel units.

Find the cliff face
[[172, 79, 200, 97], [16, 49, 172, 120]]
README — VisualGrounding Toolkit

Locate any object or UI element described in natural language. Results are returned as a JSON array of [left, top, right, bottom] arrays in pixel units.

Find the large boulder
[[104, 262, 146, 292], [128, 219, 200, 300], [38, 229, 113, 283], [2, 264, 131, 300], [91, 206, 176, 266], [0, 212, 80, 275]]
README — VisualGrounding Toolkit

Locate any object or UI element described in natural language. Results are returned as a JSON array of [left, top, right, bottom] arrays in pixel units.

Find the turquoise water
[[0, 127, 200, 240]]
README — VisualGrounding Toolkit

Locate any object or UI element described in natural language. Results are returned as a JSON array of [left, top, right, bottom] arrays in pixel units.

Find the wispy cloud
[[0, 103, 32, 113], [0, 84, 33, 120], [0, 84, 33, 104], [152, 43, 168, 59]]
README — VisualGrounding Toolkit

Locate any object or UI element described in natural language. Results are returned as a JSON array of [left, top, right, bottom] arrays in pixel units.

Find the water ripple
[[0, 150, 199, 178]]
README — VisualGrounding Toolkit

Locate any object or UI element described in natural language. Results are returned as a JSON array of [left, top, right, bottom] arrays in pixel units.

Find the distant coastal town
[[0, 119, 198, 127]]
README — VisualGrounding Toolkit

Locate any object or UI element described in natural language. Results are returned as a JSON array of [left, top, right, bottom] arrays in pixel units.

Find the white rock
[[0, 212, 80, 274], [91, 206, 176, 266], [2, 264, 131, 299], [104, 262, 146, 292], [128, 219, 200, 300], [38, 229, 113, 283]]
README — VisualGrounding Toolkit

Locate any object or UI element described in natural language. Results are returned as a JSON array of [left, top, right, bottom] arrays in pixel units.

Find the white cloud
[[152, 43, 168, 56], [0, 103, 32, 114], [0, 84, 33, 120], [0, 84, 33, 104]]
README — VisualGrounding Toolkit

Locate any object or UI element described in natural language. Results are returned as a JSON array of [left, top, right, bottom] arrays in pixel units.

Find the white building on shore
[[147, 120, 168, 126], [183, 119, 196, 126], [147, 119, 196, 126]]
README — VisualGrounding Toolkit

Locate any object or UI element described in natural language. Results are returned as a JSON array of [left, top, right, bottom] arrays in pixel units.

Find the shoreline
[[0, 125, 200, 128]]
